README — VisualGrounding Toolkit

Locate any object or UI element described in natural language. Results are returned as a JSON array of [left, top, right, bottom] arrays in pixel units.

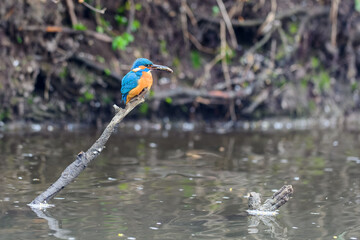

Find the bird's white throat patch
[[132, 67, 141, 72]]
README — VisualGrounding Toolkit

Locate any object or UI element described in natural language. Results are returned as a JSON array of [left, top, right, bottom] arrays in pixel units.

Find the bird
[[121, 58, 173, 104]]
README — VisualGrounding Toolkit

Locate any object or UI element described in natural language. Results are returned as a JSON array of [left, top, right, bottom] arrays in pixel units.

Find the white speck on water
[[156, 222, 162, 225], [332, 141, 338, 146], [47, 125, 54, 132], [271, 189, 278, 193], [189, 177, 193, 180], [107, 177, 117, 181], [134, 124, 141, 131], [18, 176, 22, 180], [165, 123, 171, 130], [215, 201, 222, 204], [292, 226, 298, 229], [280, 159, 288, 163], [149, 142, 157, 148], [13, 60, 19, 67], [350, 237, 358, 240], [127, 237, 136, 240], [261, 121, 269, 130], [149, 227, 158, 230], [182, 122, 194, 131], [222, 196, 230, 200], [31, 124, 41, 132], [310, 212, 320, 215], [179, 188, 184, 192], [324, 168, 333, 172], [294, 176, 300, 181], [274, 122, 283, 130], [346, 156, 360, 164], [22, 153, 33, 157]]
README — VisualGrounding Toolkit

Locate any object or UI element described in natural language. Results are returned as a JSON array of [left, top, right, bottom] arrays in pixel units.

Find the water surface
[[1, 127, 360, 239]]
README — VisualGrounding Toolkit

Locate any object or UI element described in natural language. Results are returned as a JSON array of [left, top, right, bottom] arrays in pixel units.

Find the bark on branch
[[248, 185, 293, 213], [29, 93, 147, 205]]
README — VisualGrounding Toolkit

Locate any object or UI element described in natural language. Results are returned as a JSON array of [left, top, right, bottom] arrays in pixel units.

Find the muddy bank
[[1, 0, 360, 125]]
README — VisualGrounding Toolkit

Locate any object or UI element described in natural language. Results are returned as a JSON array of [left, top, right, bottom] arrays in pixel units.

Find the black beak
[[150, 64, 173, 73]]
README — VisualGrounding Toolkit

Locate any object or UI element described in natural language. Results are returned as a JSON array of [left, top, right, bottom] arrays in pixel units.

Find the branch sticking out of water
[[28, 91, 147, 206], [247, 185, 293, 215]]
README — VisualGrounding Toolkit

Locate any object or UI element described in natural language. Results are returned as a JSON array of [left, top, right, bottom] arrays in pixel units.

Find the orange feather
[[126, 71, 153, 104]]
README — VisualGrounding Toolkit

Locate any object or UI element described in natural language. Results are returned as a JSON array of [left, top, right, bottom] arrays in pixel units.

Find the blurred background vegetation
[[0, 0, 360, 126]]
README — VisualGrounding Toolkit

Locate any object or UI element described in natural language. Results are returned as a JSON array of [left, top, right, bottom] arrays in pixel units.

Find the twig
[[182, 0, 198, 27], [246, 24, 279, 55], [242, 88, 270, 114], [188, 32, 216, 54], [152, 86, 250, 101], [220, 21, 236, 121], [294, 6, 330, 52], [81, 1, 106, 14], [216, 0, 238, 49], [330, 0, 340, 48], [65, 0, 78, 26], [257, 0, 277, 36], [29, 92, 147, 205], [180, 0, 190, 49], [193, 54, 223, 88], [20, 25, 113, 42], [199, 6, 329, 27], [126, 0, 135, 33]]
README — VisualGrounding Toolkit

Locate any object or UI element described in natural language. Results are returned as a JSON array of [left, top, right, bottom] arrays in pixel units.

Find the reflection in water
[[1, 129, 360, 239], [30, 207, 74, 240]]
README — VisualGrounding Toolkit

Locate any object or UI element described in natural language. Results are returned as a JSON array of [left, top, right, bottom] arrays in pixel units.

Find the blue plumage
[[131, 58, 153, 70], [121, 66, 150, 102]]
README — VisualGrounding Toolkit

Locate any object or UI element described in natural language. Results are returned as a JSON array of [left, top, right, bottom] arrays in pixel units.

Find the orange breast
[[126, 71, 153, 103]]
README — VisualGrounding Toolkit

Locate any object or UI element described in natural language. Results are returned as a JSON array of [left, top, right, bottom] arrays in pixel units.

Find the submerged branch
[[29, 92, 147, 205]]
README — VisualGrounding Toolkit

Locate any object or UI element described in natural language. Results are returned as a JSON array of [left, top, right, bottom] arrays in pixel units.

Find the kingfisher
[[121, 58, 173, 104]]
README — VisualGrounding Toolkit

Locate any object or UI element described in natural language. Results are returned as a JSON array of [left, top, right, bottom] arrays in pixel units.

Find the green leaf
[[84, 91, 94, 101], [190, 51, 201, 69], [212, 6, 220, 16], [355, 0, 360, 12], [96, 26, 104, 33], [289, 22, 298, 34], [311, 57, 320, 69], [135, 3, 142, 11], [73, 23, 87, 31], [16, 36, 22, 44], [104, 68, 111, 76], [112, 33, 134, 51], [131, 20, 141, 31], [115, 15, 128, 25], [118, 183, 128, 191], [139, 102, 149, 114], [165, 97, 172, 104]]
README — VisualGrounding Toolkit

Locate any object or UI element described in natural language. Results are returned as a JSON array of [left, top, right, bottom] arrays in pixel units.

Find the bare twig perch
[[29, 91, 147, 205], [248, 185, 293, 214]]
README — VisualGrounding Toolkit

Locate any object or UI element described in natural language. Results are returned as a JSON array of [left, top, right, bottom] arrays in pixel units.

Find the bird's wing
[[121, 71, 140, 101]]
